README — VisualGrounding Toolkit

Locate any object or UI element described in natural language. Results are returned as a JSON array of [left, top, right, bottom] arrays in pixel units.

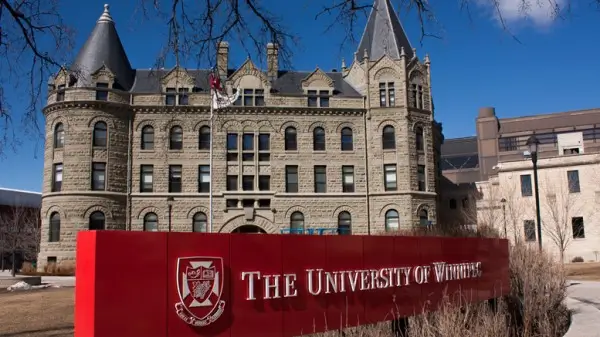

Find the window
[[169, 165, 182, 193], [313, 127, 326, 151], [259, 175, 270, 191], [285, 165, 299, 193], [49, 212, 61, 242], [384, 164, 397, 191], [417, 165, 426, 191], [243, 133, 254, 151], [235, 88, 265, 106], [337, 211, 351, 235], [314, 166, 327, 193], [242, 176, 254, 191], [198, 126, 210, 150], [89, 211, 105, 230], [524, 220, 536, 242], [56, 84, 65, 101], [415, 127, 424, 152], [520, 174, 532, 197], [409, 78, 424, 109], [285, 127, 297, 151], [226, 175, 238, 191], [227, 133, 238, 161], [198, 165, 210, 193], [144, 213, 159, 232], [567, 170, 581, 193], [498, 137, 518, 152], [572, 217, 585, 239], [140, 165, 153, 192], [52, 163, 63, 192], [307, 90, 330, 107], [91, 162, 106, 191], [449, 199, 457, 209], [341, 127, 353, 151], [258, 133, 270, 161], [178, 88, 189, 105], [379, 82, 395, 107], [462, 198, 469, 208], [141, 125, 154, 150], [193, 212, 207, 232], [169, 126, 183, 150], [165, 88, 176, 106], [382, 125, 395, 150], [95, 82, 109, 101], [290, 212, 305, 234], [385, 210, 399, 232], [93, 121, 107, 147], [419, 209, 429, 226], [54, 123, 64, 149], [342, 166, 354, 192]]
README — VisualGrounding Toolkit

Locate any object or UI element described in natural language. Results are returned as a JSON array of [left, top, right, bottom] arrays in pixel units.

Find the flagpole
[[208, 89, 214, 233]]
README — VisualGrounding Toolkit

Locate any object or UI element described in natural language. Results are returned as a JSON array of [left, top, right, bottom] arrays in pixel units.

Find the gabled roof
[[70, 4, 135, 90], [356, 0, 414, 61]]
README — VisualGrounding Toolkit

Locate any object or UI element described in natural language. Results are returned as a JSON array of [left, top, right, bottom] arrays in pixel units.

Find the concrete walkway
[[0, 270, 74, 287], [565, 280, 600, 337]]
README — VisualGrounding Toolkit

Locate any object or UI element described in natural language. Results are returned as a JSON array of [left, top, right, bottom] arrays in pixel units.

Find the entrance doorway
[[232, 225, 267, 234]]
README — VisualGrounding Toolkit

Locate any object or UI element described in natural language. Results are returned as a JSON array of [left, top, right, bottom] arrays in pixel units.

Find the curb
[[564, 297, 600, 337]]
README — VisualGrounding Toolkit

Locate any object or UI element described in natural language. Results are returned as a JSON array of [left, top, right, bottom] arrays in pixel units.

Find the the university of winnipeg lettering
[[241, 261, 484, 300]]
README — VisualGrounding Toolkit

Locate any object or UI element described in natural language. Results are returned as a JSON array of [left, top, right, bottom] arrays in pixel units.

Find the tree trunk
[[1, 250, 4, 271], [11, 251, 16, 277]]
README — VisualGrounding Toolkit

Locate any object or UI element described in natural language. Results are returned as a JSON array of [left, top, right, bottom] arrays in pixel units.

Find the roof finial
[[424, 53, 430, 65], [98, 4, 113, 23], [400, 47, 405, 58], [363, 48, 369, 61], [341, 58, 346, 70], [412, 48, 417, 59]]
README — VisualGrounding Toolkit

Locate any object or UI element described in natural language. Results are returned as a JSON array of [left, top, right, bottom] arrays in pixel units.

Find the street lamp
[[500, 198, 507, 238], [526, 135, 542, 250], [167, 196, 175, 232]]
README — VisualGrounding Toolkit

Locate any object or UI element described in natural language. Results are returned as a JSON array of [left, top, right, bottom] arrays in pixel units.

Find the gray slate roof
[[356, 0, 414, 61], [441, 137, 478, 157], [0, 188, 42, 208]]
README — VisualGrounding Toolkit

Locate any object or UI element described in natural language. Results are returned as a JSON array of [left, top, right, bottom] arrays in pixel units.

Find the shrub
[[571, 256, 584, 263], [19, 261, 75, 276], [20, 261, 36, 274]]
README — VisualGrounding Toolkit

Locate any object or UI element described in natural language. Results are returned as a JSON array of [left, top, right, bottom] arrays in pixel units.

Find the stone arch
[[240, 120, 258, 131], [306, 121, 328, 133], [83, 205, 113, 220], [87, 116, 114, 129], [331, 205, 355, 219], [135, 119, 158, 132], [164, 119, 187, 132], [50, 116, 69, 132], [409, 70, 425, 84], [218, 215, 277, 234], [378, 203, 403, 218], [186, 206, 209, 220], [220, 120, 242, 132], [410, 121, 427, 132], [136, 206, 163, 220], [336, 122, 356, 134], [192, 120, 211, 132], [373, 67, 399, 81], [376, 119, 399, 133], [45, 205, 67, 220], [284, 205, 309, 224], [415, 204, 431, 217], [279, 121, 300, 133], [257, 120, 276, 132]]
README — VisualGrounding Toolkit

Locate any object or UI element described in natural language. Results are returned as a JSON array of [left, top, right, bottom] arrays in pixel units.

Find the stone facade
[[37, 2, 441, 269]]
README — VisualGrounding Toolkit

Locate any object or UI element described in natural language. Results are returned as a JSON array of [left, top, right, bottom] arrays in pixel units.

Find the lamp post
[[526, 135, 542, 250], [500, 198, 507, 238], [167, 196, 174, 232]]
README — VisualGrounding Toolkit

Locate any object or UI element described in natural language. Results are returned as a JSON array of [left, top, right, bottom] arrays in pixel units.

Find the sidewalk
[[0, 270, 75, 287], [564, 280, 600, 337]]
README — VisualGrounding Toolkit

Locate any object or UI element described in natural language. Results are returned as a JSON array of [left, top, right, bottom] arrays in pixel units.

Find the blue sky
[[1, 0, 599, 192]]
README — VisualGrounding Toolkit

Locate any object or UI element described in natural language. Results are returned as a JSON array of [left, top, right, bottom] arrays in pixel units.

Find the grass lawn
[[565, 262, 600, 281], [0, 287, 74, 336]]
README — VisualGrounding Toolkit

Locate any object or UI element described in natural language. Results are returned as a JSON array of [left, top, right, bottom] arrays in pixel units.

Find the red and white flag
[[209, 71, 239, 110]]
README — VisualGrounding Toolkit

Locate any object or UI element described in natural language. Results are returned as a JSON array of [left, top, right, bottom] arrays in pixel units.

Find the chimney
[[267, 42, 279, 79], [217, 41, 229, 79]]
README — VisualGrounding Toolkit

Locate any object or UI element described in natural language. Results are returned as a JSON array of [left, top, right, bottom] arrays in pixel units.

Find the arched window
[[290, 211, 305, 234], [410, 74, 424, 109], [170, 126, 183, 150], [419, 209, 429, 226], [415, 126, 424, 152], [141, 125, 154, 150], [341, 127, 353, 151], [89, 211, 105, 230], [313, 127, 326, 151], [192, 212, 207, 232], [284, 126, 297, 151], [54, 123, 65, 149], [385, 210, 399, 232], [49, 212, 61, 242], [337, 211, 351, 235], [199, 126, 211, 150], [93, 121, 107, 147], [144, 212, 159, 232], [382, 125, 395, 150]]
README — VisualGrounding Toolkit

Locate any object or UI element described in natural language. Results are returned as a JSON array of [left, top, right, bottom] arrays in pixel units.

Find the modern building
[[440, 107, 600, 262], [39, 0, 442, 268]]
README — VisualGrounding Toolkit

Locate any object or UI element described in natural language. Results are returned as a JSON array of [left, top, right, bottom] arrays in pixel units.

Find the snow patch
[[7, 281, 61, 291]]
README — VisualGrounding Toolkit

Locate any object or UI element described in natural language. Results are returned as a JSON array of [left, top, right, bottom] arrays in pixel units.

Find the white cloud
[[480, 0, 566, 27]]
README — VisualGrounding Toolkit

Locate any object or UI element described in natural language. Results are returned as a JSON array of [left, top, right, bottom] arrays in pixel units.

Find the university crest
[[175, 257, 226, 326]]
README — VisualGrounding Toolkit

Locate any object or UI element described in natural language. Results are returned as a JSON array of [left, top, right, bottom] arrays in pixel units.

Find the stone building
[[39, 0, 442, 267]]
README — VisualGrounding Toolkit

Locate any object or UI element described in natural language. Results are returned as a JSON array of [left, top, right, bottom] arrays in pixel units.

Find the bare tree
[[0, 204, 40, 276]]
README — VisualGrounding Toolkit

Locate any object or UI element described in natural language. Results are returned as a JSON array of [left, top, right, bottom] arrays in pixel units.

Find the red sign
[[74, 231, 509, 337]]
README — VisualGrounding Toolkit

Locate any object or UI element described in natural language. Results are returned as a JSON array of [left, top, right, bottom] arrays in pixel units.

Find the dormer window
[[234, 89, 265, 106], [56, 84, 65, 102], [165, 88, 176, 106], [95, 83, 109, 101], [178, 88, 189, 105], [409, 74, 424, 109], [308, 90, 330, 108], [379, 82, 395, 107]]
